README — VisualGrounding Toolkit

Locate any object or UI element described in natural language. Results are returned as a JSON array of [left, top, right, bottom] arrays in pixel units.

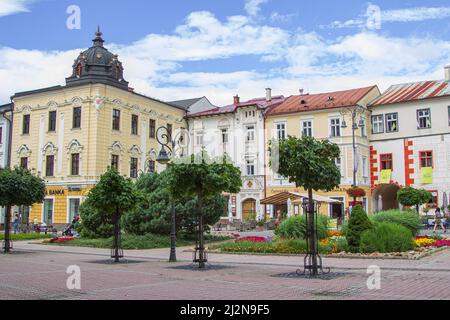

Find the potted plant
[[256, 220, 265, 231]]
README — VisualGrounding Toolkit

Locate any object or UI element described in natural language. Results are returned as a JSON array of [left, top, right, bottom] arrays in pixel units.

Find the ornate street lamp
[[340, 104, 367, 204], [155, 126, 189, 262]]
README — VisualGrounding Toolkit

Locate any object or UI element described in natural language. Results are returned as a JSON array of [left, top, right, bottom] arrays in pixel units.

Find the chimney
[[265, 88, 272, 101], [445, 65, 450, 81], [299, 88, 304, 95], [234, 95, 240, 105]]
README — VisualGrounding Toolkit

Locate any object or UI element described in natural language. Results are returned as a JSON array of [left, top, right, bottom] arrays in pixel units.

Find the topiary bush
[[360, 222, 414, 253], [345, 205, 372, 253], [370, 210, 422, 236], [275, 215, 329, 240]]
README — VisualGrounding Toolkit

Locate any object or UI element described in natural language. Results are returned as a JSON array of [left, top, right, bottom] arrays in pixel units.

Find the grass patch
[[47, 234, 233, 250], [0, 233, 52, 241]]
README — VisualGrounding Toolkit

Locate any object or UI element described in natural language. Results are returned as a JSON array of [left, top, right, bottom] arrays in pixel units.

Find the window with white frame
[[302, 120, 313, 137], [221, 129, 228, 144], [386, 113, 398, 132], [360, 119, 367, 137], [196, 132, 204, 146], [417, 109, 431, 129], [246, 125, 255, 142], [330, 118, 341, 137], [371, 115, 384, 134], [362, 156, 368, 178], [68, 198, 81, 222], [335, 157, 343, 177], [276, 123, 286, 140], [246, 159, 255, 176]]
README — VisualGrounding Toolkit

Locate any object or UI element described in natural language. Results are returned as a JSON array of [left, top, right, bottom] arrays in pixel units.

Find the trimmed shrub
[[274, 215, 329, 240], [345, 205, 372, 253], [76, 199, 114, 239], [370, 210, 422, 236], [360, 222, 414, 253]]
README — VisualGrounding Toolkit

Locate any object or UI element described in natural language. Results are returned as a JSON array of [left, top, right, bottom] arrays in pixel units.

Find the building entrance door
[[43, 199, 54, 225], [242, 199, 256, 221], [330, 197, 345, 226]]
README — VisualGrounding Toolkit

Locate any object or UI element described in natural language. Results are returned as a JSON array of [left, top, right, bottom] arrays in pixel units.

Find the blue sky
[[1, 0, 450, 105]]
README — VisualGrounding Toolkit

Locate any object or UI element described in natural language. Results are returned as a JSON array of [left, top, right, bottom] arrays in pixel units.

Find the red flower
[[346, 187, 366, 198], [236, 236, 270, 243]]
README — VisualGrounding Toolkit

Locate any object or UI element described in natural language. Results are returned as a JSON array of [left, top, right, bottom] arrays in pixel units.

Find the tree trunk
[[3, 205, 12, 253], [113, 207, 120, 263], [308, 188, 318, 276], [197, 194, 205, 269]]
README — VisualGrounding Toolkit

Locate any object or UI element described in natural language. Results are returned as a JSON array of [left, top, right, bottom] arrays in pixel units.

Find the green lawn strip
[[46, 234, 233, 250], [0, 233, 52, 241]]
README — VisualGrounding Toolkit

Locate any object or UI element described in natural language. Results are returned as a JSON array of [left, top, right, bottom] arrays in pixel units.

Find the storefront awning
[[260, 191, 342, 206]]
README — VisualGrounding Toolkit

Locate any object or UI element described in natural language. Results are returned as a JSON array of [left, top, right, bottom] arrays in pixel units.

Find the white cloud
[[244, 0, 268, 17], [269, 12, 298, 23], [382, 6, 450, 22], [0, 0, 34, 17], [2, 7, 450, 106], [322, 6, 450, 29]]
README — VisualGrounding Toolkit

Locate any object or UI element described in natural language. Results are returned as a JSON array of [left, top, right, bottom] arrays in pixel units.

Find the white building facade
[[186, 90, 285, 221], [369, 70, 450, 213]]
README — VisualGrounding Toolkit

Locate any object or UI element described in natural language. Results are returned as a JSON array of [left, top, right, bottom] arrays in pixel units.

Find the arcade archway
[[372, 184, 401, 212]]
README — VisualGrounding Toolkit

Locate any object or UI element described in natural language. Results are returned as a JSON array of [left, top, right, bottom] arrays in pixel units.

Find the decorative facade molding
[[17, 144, 32, 158], [109, 141, 124, 155], [67, 139, 83, 154], [42, 142, 58, 156], [128, 145, 143, 157]]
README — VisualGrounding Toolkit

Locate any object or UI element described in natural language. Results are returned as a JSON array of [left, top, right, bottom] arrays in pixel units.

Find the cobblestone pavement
[[1, 242, 449, 300]]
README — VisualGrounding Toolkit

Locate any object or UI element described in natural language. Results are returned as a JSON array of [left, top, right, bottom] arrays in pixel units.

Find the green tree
[[270, 136, 341, 275], [0, 167, 46, 253], [122, 171, 227, 236], [82, 167, 137, 262], [346, 205, 372, 253], [397, 187, 432, 213], [166, 152, 242, 268]]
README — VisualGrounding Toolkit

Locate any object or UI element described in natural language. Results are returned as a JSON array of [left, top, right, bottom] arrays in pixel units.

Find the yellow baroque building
[[264, 86, 381, 223], [10, 30, 186, 228]]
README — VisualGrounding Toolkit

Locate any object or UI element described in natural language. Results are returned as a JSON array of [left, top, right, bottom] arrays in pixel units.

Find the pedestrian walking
[[13, 214, 20, 234], [433, 208, 446, 233]]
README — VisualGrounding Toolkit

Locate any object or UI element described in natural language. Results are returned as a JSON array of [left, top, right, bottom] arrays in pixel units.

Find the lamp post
[[340, 105, 366, 204], [155, 126, 188, 263], [1, 106, 13, 253]]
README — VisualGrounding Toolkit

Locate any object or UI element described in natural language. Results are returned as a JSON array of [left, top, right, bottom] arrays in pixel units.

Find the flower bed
[[48, 237, 76, 244], [236, 236, 272, 243], [327, 231, 343, 237], [414, 236, 450, 248]]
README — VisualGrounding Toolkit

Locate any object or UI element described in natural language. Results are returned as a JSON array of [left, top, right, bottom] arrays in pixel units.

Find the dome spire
[[92, 26, 104, 47]]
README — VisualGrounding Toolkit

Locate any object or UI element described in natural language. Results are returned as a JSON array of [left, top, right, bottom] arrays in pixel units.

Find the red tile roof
[[187, 95, 285, 118], [266, 86, 378, 116], [369, 80, 450, 106]]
